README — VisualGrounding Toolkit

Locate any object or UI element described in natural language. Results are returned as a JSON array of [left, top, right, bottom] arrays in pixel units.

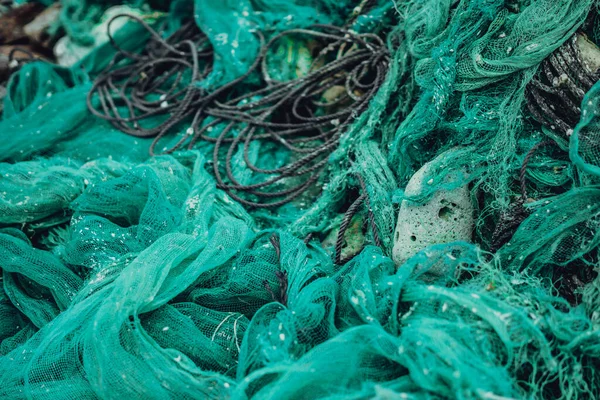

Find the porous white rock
[[392, 154, 474, 266]]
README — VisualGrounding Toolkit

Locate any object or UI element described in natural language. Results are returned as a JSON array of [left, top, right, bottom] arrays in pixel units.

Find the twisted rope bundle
[[201, 26, 390, 208], [88, 17, 390, 209], [87, 15, 214, 141]]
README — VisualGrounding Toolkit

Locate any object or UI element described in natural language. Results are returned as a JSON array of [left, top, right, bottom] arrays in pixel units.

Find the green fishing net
[[1, 0, 600, 398]]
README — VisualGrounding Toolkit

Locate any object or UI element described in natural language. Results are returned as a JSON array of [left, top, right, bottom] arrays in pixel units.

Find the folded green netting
[[1, 0, 600, 398]]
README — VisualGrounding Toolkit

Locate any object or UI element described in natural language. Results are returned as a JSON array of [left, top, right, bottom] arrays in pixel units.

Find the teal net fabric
[[1, 0, 600, 399]]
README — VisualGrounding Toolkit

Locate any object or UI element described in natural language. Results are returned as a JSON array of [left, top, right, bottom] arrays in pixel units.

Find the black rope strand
[[334, 194, 366, 265], [525, 32, 599, 135], [87, 15, 214, 143], [334, 173, 383, 264], [490, 140, 556, 252], [204, 26, 389, 208], [263, 233, 288, 306], [87, 19, 389, 209]]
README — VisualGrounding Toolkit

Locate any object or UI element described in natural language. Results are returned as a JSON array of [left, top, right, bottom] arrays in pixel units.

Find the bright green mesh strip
[[1, 0, 600, 399]]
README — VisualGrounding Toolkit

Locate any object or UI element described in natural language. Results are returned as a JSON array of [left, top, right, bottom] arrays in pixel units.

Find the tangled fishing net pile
[[2, 0, 600, 398]]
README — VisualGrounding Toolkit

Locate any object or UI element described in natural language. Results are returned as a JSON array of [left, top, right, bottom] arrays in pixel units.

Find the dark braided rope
[[263, 233, 288, 305], [333, 173, 384, 264], [525, 32, 599, 135], [519, 140, 555, 201], [335, 194, 366, 265], [87, 16, 389, 209], [490, 140, 556, 252], [206, 26, 389, 208], [356, 174, 382, 249]]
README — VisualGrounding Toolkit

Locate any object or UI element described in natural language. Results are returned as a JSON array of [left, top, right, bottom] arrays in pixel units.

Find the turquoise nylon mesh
[[1, 0, 600, 398]]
